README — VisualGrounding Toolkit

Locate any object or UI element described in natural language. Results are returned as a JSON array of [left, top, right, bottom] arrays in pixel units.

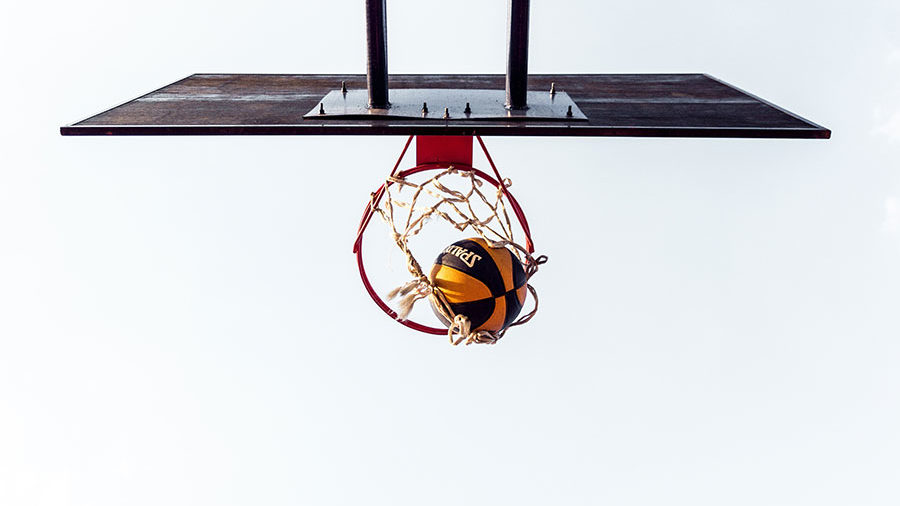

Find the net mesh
[[370, 165, 546, 345]]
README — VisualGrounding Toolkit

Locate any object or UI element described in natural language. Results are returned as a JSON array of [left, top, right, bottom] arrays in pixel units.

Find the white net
[[369, 165, 546, 346]]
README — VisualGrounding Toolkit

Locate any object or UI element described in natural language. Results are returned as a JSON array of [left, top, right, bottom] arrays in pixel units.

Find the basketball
[[429, 237, 528, 333]]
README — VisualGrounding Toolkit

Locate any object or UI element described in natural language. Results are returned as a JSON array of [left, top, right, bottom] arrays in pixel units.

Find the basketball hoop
[[353, 135, 547, 345]]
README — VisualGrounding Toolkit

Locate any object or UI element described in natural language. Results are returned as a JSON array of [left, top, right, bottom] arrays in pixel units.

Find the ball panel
[[502, 290, 525, 330], [509, 248, 527, 290], [447, 297, 496, 331], [429, 263, 492, 302], [434, 238, 506, 297], [515, 284, 527, 306], [478, 238, 515, 292], [478, 295, 507, 332]]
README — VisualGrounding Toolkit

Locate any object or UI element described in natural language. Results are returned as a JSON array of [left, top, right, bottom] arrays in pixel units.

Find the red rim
[[352, 139, 535, 335]]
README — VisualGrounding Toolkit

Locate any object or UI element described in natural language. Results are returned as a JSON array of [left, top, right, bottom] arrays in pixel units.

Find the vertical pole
[[366, 0, 389, 109], [505, 0, 530, 110]]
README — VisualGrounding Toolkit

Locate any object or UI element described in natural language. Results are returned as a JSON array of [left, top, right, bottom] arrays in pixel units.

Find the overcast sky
[[2, 1, 899, 505]]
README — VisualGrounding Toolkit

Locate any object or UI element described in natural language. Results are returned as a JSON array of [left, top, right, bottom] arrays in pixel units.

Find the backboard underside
[[61, 73, 830, 138]]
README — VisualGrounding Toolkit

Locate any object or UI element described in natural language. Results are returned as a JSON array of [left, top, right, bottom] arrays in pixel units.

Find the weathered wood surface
[[61, 74, 830, 138]]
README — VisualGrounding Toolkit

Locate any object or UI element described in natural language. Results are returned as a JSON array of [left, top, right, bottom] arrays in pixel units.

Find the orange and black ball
[[429, 237, 528, 333]]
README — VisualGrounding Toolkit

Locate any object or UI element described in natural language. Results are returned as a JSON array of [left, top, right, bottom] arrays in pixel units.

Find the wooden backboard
[[60, 73, 829, 139]]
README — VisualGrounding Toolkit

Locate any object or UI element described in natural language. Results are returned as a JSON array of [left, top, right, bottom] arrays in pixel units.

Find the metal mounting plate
[[304, 88, 588, 121]]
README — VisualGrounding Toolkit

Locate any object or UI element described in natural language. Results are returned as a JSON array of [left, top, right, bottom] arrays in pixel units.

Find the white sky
[[2, 0, 899, 505]]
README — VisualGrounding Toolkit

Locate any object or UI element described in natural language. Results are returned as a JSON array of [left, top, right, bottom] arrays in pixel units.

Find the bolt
[[464, 102, 471, 114], [566, 105, 573, 117], [422, 102, 429, 114], [341, 81, 347, 93], [443, 107, 450, 119], [319, 103, 326, 115], [550, 82, 556, 96]]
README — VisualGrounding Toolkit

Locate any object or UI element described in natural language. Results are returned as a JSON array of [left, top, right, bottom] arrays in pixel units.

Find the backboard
[[60, 73, 829, 138]]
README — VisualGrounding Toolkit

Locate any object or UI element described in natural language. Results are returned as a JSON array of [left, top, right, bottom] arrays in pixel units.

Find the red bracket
[[415, 135, 473, 166]]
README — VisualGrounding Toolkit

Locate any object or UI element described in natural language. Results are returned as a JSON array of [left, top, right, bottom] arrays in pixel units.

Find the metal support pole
[[505, 0, 530, 110], [366, 0, 389, 109]]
